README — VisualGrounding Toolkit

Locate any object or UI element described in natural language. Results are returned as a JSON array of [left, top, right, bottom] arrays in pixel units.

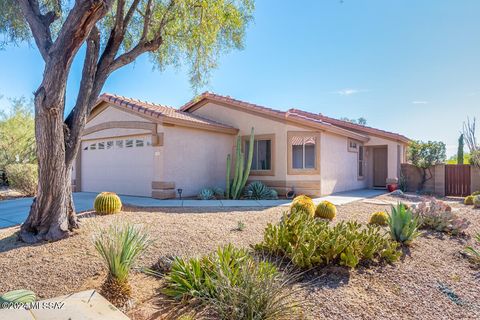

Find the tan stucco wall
[[191, 102, 322, 194], [321, 132, 367, 194], [160, 124, 233, 197], [85, 105, 149, 128]]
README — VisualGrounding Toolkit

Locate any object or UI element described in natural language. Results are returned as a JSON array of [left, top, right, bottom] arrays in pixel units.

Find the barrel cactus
[[0, 290, 36, 306], [94, 192, 122, 215], [290, 195, 315, 217], [464, 195, 475, 205], [474, 196, 480, 209], [315, 201, 337, 220], [369, 211, 389, 226], [198, 188, 215, 200]]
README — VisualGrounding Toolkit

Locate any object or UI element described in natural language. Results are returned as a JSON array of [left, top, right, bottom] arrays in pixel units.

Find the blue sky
[[1, 0, 479, 157]]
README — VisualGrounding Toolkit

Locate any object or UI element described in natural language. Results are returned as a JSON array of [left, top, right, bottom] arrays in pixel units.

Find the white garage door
[[81, 135, 154, 196]]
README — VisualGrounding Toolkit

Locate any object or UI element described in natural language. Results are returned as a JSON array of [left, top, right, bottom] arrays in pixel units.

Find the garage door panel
[[81, 136, 153, 196]]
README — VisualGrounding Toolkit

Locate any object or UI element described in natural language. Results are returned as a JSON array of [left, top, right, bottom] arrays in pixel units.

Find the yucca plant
[[388, 203, 421, 245], [465, 233, 480, 261], [93, 222, 151, 307], [244, 181, 278, 200]]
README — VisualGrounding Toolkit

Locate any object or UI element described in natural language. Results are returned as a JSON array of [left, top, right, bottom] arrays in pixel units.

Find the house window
[[136, 139, 144, 147], [116, 140, 124, 148], [98, 142, 105, 150], [125, 140, 133, 148], [348, 139, 359, 152], [243, 134, 275, 175], [106, 141, 113, 149], [358, 145, 365, 179], [287, 132, 320, 175]]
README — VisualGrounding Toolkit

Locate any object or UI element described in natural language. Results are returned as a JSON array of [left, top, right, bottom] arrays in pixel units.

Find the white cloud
[[412, 100, 428, 104], [334, 88, 367, 96]]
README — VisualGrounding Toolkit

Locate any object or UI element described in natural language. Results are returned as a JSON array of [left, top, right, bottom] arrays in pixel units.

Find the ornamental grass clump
[[93, 223, 151, 307], [388, 203, 421, 245], [162, 244, 304, 320], [255, 209, 400, 268], [465, 233, 480, 263], [290, 195, 315, 217]]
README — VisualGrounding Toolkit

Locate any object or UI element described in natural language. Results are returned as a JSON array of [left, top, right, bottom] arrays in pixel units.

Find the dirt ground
[[0, 195, 479, 319]]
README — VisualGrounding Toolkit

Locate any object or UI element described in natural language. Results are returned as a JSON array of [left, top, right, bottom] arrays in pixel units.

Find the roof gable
[[91, 93, 238, 134], [181, 92, 409, 143]]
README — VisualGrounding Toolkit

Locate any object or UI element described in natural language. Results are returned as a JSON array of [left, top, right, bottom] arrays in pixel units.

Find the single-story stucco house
[[72, 92, 409, 198]]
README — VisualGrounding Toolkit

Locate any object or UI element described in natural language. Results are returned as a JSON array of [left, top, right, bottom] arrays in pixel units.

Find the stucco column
[[387, 143, 398, 182], [434, 164, 445, 196]]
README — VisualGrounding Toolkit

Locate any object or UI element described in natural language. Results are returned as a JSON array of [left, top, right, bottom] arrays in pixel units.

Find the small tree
[[0, 98, 36, 171], [407, 140, 446, 191], [457, 134, 464, 165], [463, 118, 480, 168]]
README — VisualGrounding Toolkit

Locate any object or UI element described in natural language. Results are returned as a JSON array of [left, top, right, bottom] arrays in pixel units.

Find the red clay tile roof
[[97, 93, 238, 133], [287, 108, 410, 143], [181, 92, 409, 143]]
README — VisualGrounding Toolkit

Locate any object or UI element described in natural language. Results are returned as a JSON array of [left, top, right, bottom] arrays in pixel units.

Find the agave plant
[[244, 181, 278, 200], [388, 203, 421, 245], [93, 222, 151, 307], [198, 188, 215, 200], [465, 233, 480, 260], [0, 290, 36, 307]]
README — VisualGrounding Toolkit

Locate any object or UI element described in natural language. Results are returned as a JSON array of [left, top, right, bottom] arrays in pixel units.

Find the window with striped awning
[[292, 136, 316, 169]]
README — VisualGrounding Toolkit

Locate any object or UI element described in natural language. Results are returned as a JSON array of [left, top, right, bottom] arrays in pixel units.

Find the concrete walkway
[[0, 189, 386, 229], [0, 290, 129, 320]]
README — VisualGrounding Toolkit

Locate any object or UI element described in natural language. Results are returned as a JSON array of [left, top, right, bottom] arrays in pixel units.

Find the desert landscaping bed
[[1, 195, 480, 319]]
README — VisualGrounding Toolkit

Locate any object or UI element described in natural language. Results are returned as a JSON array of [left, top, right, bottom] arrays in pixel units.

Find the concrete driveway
[[0, 189, 386, 229]]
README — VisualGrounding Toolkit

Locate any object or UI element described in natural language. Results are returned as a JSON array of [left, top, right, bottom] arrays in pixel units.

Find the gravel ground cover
[[0, 195, 479, 319]]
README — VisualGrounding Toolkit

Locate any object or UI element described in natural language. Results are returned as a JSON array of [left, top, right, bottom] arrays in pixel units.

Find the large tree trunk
[[19, 90, 78, 243]]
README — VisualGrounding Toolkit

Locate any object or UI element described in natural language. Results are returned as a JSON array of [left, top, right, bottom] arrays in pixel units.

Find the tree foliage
[[340, 117, 367, 125], [407, 140, 446, 191], [0, 97, 36, 171], [407, 140, 446, 169], [0, 0, 254, 87], [463, 118, 480, 168]]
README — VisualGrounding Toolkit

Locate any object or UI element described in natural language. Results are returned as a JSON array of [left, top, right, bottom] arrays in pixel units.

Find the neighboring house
[[73, 92, 409, 198]]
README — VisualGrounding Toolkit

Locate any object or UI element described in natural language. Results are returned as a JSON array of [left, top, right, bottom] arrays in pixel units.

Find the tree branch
[[18, 0, 57, 61], [65, 26, 101, 165]]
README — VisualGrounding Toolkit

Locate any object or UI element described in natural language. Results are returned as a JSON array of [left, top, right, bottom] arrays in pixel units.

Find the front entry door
[[373, 147, 388, 187]]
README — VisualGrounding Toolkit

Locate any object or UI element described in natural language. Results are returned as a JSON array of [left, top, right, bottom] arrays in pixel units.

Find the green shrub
[[94, 192, 122, 214], [5, 163, 37, 196], [472, 191, 480, 196], [244, 181, 278, 200], [93, 223, 151, 306], [465, 233, 480, 262], [198, 188, 215, 200], [0, 290, 36, 307], [315, 200, 337, 220], [474, 196, 480, 209], [163, 245, 303, 319], [369, 211, 389, 226], [464, 195, 475, 205], [388, 203, 421, 245], [290, 195, 315, 217], [255, 209, 400, 268], [412, 199, 469, 235]]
